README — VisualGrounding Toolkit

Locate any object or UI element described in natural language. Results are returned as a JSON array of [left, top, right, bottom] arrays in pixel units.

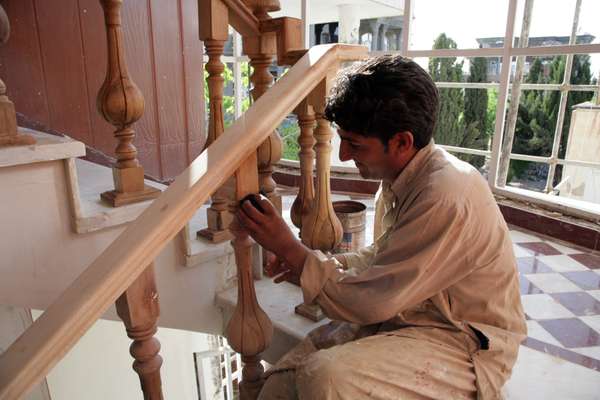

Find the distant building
[[310, 16, 403, 51], [476, 34, 595, 81]]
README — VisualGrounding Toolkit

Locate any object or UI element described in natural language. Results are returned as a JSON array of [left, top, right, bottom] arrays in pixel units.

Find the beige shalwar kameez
[[259, 142, 527, 400]]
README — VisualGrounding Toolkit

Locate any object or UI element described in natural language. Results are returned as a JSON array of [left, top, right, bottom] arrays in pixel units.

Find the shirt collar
[[389, 139, 436, 199]]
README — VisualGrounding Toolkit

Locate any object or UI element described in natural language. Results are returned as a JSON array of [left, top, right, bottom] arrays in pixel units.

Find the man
[[237, 55, 526, 399]]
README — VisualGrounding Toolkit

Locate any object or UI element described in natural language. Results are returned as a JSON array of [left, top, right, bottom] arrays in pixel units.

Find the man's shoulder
[[421, 147, 491, 203]]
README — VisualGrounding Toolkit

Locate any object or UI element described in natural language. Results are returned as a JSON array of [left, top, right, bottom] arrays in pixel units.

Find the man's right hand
[[236, 195, 310, 275]]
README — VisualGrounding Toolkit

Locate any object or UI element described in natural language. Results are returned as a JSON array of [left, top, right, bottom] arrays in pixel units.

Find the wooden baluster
[[115, 264, 163, 400], [300, 78, 343, 251], [0, 5, 35, 147], [197, 40, 234, 242], [97, 0, 160, 207], [296, 78, 343, 322], [290, 99, 315, 228], [226, 154, 273, 400], [197, 0, 234, 243], [242, 0, 283, 214]]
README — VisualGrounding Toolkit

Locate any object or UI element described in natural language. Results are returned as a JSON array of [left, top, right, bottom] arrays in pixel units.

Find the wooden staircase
[[0, 1, 368, 399]]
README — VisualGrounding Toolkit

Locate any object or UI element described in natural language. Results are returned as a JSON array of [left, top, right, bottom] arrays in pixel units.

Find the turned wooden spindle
[[226, 154, 273, 400], [116, 264, 163, 400], [197, 39, 234, 243], [242, 0, 283, 214], [97, 0, 160, 207], [300, 82, 343, 251], [295, 84, 342, 322], [290, 100, 316, 228], [0, 4, 35, 147]]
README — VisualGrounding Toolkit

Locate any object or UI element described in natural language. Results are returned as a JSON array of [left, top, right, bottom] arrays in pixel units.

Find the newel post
[[97, 0, 160, 207]]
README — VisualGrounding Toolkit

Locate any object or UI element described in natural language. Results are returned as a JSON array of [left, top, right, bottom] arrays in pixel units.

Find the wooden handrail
[[0, 43, 368, 400], [222, 0, 260, 37]]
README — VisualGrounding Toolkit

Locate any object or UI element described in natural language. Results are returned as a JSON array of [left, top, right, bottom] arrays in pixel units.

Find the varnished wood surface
[[115, 264, 163, 400], [0, 43, 367, 400], [0, 0, 205, 181]]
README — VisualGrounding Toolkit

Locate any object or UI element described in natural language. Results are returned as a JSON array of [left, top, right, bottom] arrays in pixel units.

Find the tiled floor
[[510, 228, 600, 372]]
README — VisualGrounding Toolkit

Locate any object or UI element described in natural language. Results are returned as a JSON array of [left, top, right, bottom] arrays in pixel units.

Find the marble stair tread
[[0, 129, 85, 168]]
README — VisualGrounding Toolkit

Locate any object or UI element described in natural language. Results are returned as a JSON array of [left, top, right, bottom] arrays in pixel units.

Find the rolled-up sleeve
[[300, 195, 476, 325]]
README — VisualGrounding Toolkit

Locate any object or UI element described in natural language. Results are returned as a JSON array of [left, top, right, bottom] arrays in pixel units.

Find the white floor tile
[[525, 273, 583, 293], [509, 230, 542, 243], [503, 346, 600, 400], [521, 294, 575, 320], [537, 254, 589, 272], [580, 315, 600, 333], [526, 321, 563, 347], [571, 346, 600, 361], [513, 244, 534, 258], [589, 290, 600, 302]]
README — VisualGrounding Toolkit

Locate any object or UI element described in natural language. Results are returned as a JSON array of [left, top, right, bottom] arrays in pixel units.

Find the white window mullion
[[400, 0, 412, 57], [487, 0, 519, 187], [301, 0, 310, 48], [497, 0, 534, 187], [544, 0, 582, 193]]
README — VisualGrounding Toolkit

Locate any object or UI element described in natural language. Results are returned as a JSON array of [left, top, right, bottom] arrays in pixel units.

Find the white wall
[[561, 106, 600, 203], [30, 310, 212, 400], [0, 158, 234, 335]]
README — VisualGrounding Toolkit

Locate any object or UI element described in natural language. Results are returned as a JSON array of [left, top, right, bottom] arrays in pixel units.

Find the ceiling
[[271, 0, 403, 24]]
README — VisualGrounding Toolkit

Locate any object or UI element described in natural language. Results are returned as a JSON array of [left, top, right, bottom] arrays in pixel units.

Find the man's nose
[[339, 141, 352, 162]]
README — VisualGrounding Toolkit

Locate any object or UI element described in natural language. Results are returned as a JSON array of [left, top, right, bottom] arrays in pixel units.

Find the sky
[[409, 0, 600, 78]]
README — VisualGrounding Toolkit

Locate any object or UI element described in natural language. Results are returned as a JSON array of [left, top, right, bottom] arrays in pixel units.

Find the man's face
[[337, 128, 397, 181]]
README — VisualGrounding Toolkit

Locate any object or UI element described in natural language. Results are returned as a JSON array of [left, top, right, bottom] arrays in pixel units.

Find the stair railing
[[0, 41, 367, 400]]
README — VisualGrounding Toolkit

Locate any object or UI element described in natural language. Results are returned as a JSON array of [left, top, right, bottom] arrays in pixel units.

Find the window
[[219, 1, 600, 220], [283, 0, 600, 220]]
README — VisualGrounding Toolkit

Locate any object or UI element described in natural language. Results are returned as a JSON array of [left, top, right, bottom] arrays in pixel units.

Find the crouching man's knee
[[296, 348, 350, 399]]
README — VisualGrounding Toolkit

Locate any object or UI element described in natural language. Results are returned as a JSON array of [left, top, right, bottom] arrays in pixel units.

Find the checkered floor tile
[[512, 228, 600, 370]]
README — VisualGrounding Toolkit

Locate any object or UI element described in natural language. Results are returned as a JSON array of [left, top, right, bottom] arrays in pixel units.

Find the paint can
[[333, 200, 367, 253]]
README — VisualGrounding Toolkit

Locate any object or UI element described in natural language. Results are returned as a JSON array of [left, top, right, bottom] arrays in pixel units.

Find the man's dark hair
[[324, 55, 439, 149]]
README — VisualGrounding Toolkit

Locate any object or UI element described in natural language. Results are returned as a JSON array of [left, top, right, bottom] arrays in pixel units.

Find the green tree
[[428, 34, 466, 147], [464, 57, 490, 167], [512, 55, 594, 183], [203, 62, 251, 128]]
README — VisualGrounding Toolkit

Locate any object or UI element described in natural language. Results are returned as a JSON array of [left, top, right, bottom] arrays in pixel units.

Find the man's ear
[[388, 131, 414, 155]]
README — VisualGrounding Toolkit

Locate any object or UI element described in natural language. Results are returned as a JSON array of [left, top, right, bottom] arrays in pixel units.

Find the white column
[[338, 4, 361, 44], [301, 0, 310, 48]]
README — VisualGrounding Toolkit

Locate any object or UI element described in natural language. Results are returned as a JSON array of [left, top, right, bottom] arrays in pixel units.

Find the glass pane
[[519, 55, 566, 84], [410, 57, 499, 158], [506, 159, 548, 192], [569, 54, 597, 86], [410, 0, 509, 50], [413, 56, 505, 83], [578, 0, 600, 45], [508, 89, 555, 158], [558, 91, 596, 158], [517, 0, 578, 48]]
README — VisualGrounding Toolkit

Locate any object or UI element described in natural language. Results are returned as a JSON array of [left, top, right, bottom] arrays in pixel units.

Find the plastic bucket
[[332, 200, 367, 253]]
